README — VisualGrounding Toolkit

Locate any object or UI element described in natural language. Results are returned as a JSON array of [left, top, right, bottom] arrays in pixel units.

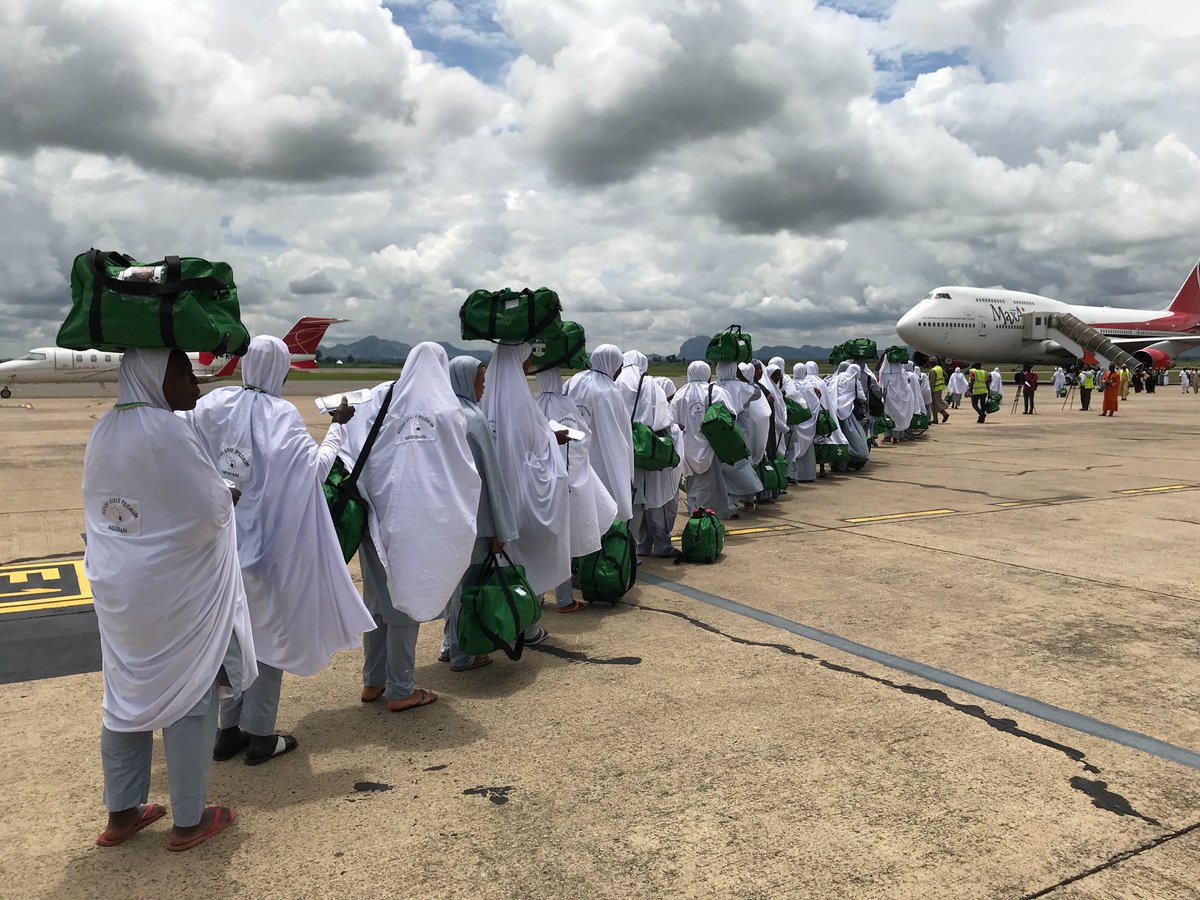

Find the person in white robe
[[989, 367, 1004, 396], [757, 362, 788, 499], [877, 358, 912, 441], [1052, 367, 1066, 395], [1181, 369, 1191, 393], [714, 361, 763, 502], [833, 362, 870, 470], [565, 344, 634, 523], [87, 349, 257, 850], [481, 342, 572, 616], [947, 366, 968, 408], [189, 336, 376, 764], [786, 363, 818, 482], [347, 342, 482, 712], [618, 350, 680, 556], [439, 356, 522, 669], [810, 360, 850, 473], [673, 361, 737, 517], [651, 375, 686, 549], [534, 365, 619, 610]]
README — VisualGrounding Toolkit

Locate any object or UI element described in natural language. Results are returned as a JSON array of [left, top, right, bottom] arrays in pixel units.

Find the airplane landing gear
[[0, 387, 11, 398]]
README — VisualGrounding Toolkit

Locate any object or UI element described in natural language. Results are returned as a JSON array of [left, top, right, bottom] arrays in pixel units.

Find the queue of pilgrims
[[85, 337, 934, 851]]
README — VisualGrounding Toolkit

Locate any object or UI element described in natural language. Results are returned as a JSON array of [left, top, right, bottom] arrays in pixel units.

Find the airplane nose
[[896, 306, 920, 346]]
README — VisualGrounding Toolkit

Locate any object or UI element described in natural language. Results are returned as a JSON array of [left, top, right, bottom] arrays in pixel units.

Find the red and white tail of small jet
[[0, 316, 347, 398], [897, 260, 1200, 368]]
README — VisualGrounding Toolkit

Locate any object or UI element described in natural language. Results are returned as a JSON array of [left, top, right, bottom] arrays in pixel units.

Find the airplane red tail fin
[[282, 316, 347, 356], [1167, 260, 1200, 317], [214, 356, 240, 378]]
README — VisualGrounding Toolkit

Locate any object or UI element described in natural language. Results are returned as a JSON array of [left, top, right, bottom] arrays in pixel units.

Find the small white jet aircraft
[[0, 316, 346, 397], [896, 261, 1200, 369]]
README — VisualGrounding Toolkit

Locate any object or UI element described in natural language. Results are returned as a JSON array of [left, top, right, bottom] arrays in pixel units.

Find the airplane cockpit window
[[19, 352, 47, 361], [935, 292, 951, 300]]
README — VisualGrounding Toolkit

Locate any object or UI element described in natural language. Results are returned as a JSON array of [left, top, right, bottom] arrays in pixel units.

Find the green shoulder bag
[[322, 382, 394, 562]]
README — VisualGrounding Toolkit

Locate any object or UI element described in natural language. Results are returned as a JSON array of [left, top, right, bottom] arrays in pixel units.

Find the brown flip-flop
[[557, 600, 588, 613], [166, 806, 235, 852], [387, 689, 438, 712], [96, 803, 166, 847], [361, 685, 384, 703], [450, 655, 492, 672]]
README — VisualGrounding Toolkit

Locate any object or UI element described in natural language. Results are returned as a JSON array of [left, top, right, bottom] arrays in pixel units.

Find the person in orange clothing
[[1100, 364, 1120, 416]]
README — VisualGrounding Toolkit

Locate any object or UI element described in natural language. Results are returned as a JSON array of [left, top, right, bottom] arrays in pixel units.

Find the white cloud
[[1, 0, 1199, 360]]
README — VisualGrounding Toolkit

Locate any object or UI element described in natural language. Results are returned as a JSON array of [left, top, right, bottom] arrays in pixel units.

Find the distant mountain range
[[321, 336, 491, 363]]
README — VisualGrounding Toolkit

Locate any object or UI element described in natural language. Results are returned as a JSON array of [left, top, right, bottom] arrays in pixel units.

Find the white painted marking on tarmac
[[640, 572, 1200, 772]]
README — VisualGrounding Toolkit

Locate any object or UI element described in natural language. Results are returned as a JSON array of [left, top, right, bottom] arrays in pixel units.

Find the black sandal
[[245, 734, 299, 766]]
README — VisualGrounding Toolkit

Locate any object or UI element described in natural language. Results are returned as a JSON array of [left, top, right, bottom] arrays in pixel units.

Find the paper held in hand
[[548, 419, 585, 442]]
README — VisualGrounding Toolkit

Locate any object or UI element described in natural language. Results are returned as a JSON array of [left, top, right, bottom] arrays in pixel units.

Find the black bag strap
[[331, 382, 395, 521], [632, 373, 645, 425], [87, 248, 106, 347], [158, 255, 181, 347]]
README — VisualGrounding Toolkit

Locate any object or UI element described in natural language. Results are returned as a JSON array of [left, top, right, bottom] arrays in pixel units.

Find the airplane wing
[[1107, 335, 1200, 352]]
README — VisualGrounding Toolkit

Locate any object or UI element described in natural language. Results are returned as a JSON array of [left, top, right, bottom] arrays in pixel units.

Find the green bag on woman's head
[[885, 346, 910, 364], [457, 550, 541, 660], [529, 320, 588, 373], [60, 249, 248, 355], [460, 286, 563, 343], [704, 325, 753, 363]]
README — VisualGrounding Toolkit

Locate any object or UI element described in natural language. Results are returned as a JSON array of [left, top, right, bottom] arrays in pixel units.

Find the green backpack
[[60, 249, 248, 355], [460, 287, 563, 343], [845, 338, 878, 360], [815, 443, 849, 464], [631, 374, 680, 471], [985, 392, 1002, 414], [529, 320, 588, 373], [785, 396, 811, 425], [873, 413, 896, 433], [457, 550, 541, 660], [815, 407, 837, 437], [884, 346, 910, 364], [704, 325, 753, 363], [322, 382, 395, 562], [679, 508, 725, 563], [911, 412, 931, 429], [578, 520, 637, 603], [700, 384, 750, 463]]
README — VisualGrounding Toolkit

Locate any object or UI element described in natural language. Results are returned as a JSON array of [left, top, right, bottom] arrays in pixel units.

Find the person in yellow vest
[[967, 362, 989, 423], [1078, 366, 1096, 411], [928, 360, 949, 424]]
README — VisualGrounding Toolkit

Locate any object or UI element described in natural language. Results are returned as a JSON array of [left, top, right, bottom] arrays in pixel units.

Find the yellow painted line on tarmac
[[1115, 484, 1194, 495], [0, 559, 91, 616], [844, 509, 955, 524], [670, 524, 797, 544], [994, 501, 1024, 507]]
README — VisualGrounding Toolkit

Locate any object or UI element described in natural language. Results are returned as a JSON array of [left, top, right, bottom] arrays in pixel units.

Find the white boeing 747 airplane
[[896, 261, 1200, 369], [0, 316, 346, 397]]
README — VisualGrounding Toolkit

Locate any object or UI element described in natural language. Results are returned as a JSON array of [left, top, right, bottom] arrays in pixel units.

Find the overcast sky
[[2, 0, 1198, 358]]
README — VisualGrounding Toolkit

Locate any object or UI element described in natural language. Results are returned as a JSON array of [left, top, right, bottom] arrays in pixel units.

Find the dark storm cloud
[[290, 270, 339, 296]]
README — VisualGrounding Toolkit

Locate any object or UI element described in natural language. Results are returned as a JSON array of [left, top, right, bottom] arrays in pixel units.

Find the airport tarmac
[[1, 382, 1198, 899]]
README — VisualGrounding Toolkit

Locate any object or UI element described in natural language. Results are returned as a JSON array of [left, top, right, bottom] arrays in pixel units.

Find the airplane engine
[[1133, 347, 1172, 370]]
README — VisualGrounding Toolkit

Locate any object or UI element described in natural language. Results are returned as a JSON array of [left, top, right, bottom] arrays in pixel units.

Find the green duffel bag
[[700, 384, 750, 463], [911, 412, 931, 429], [529, 320, 588, 373], [321, 382, 394, 562], [985, 392, 1002, 414], [1057, 387, 1069, 397], [755, 456, 786, 492], [884, 345, 910, 364], [845, 338, 878, 360], [873, 413, 896, 433], [460, 286, 563, 343], [458, 550, 541, 660], [578, 520, 637, 603], [828, 344, 847, 365], [60, 249, 248, 355], [815, 407, 837, 437], [815, 443, 849, 464], [632, 374, 680, 471], [704, 324, 753, 363], [678, 508, 725, 564], [785, 396, 811, 425]]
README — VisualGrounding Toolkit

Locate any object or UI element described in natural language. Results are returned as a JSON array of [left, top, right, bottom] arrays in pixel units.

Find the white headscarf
[[672, 361, 732, 476], [948, 367, 969, 394], [481, 343, 571, 594], [761, 363, 788, 455], [1052, 367, 1065, 390], [189, 337, 375, 676], [84, 349, 258, 731], [535, 367, 618, 558], [737, 362, 771, 461], [714, 360, 755, 412], [813, 361, 848, 447], [565, 344, 634, 522], [349, 342, 482, 621], [989, 367, 1003, 393], [832, 362, 865, 421], [617, 349, 672, 430]]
